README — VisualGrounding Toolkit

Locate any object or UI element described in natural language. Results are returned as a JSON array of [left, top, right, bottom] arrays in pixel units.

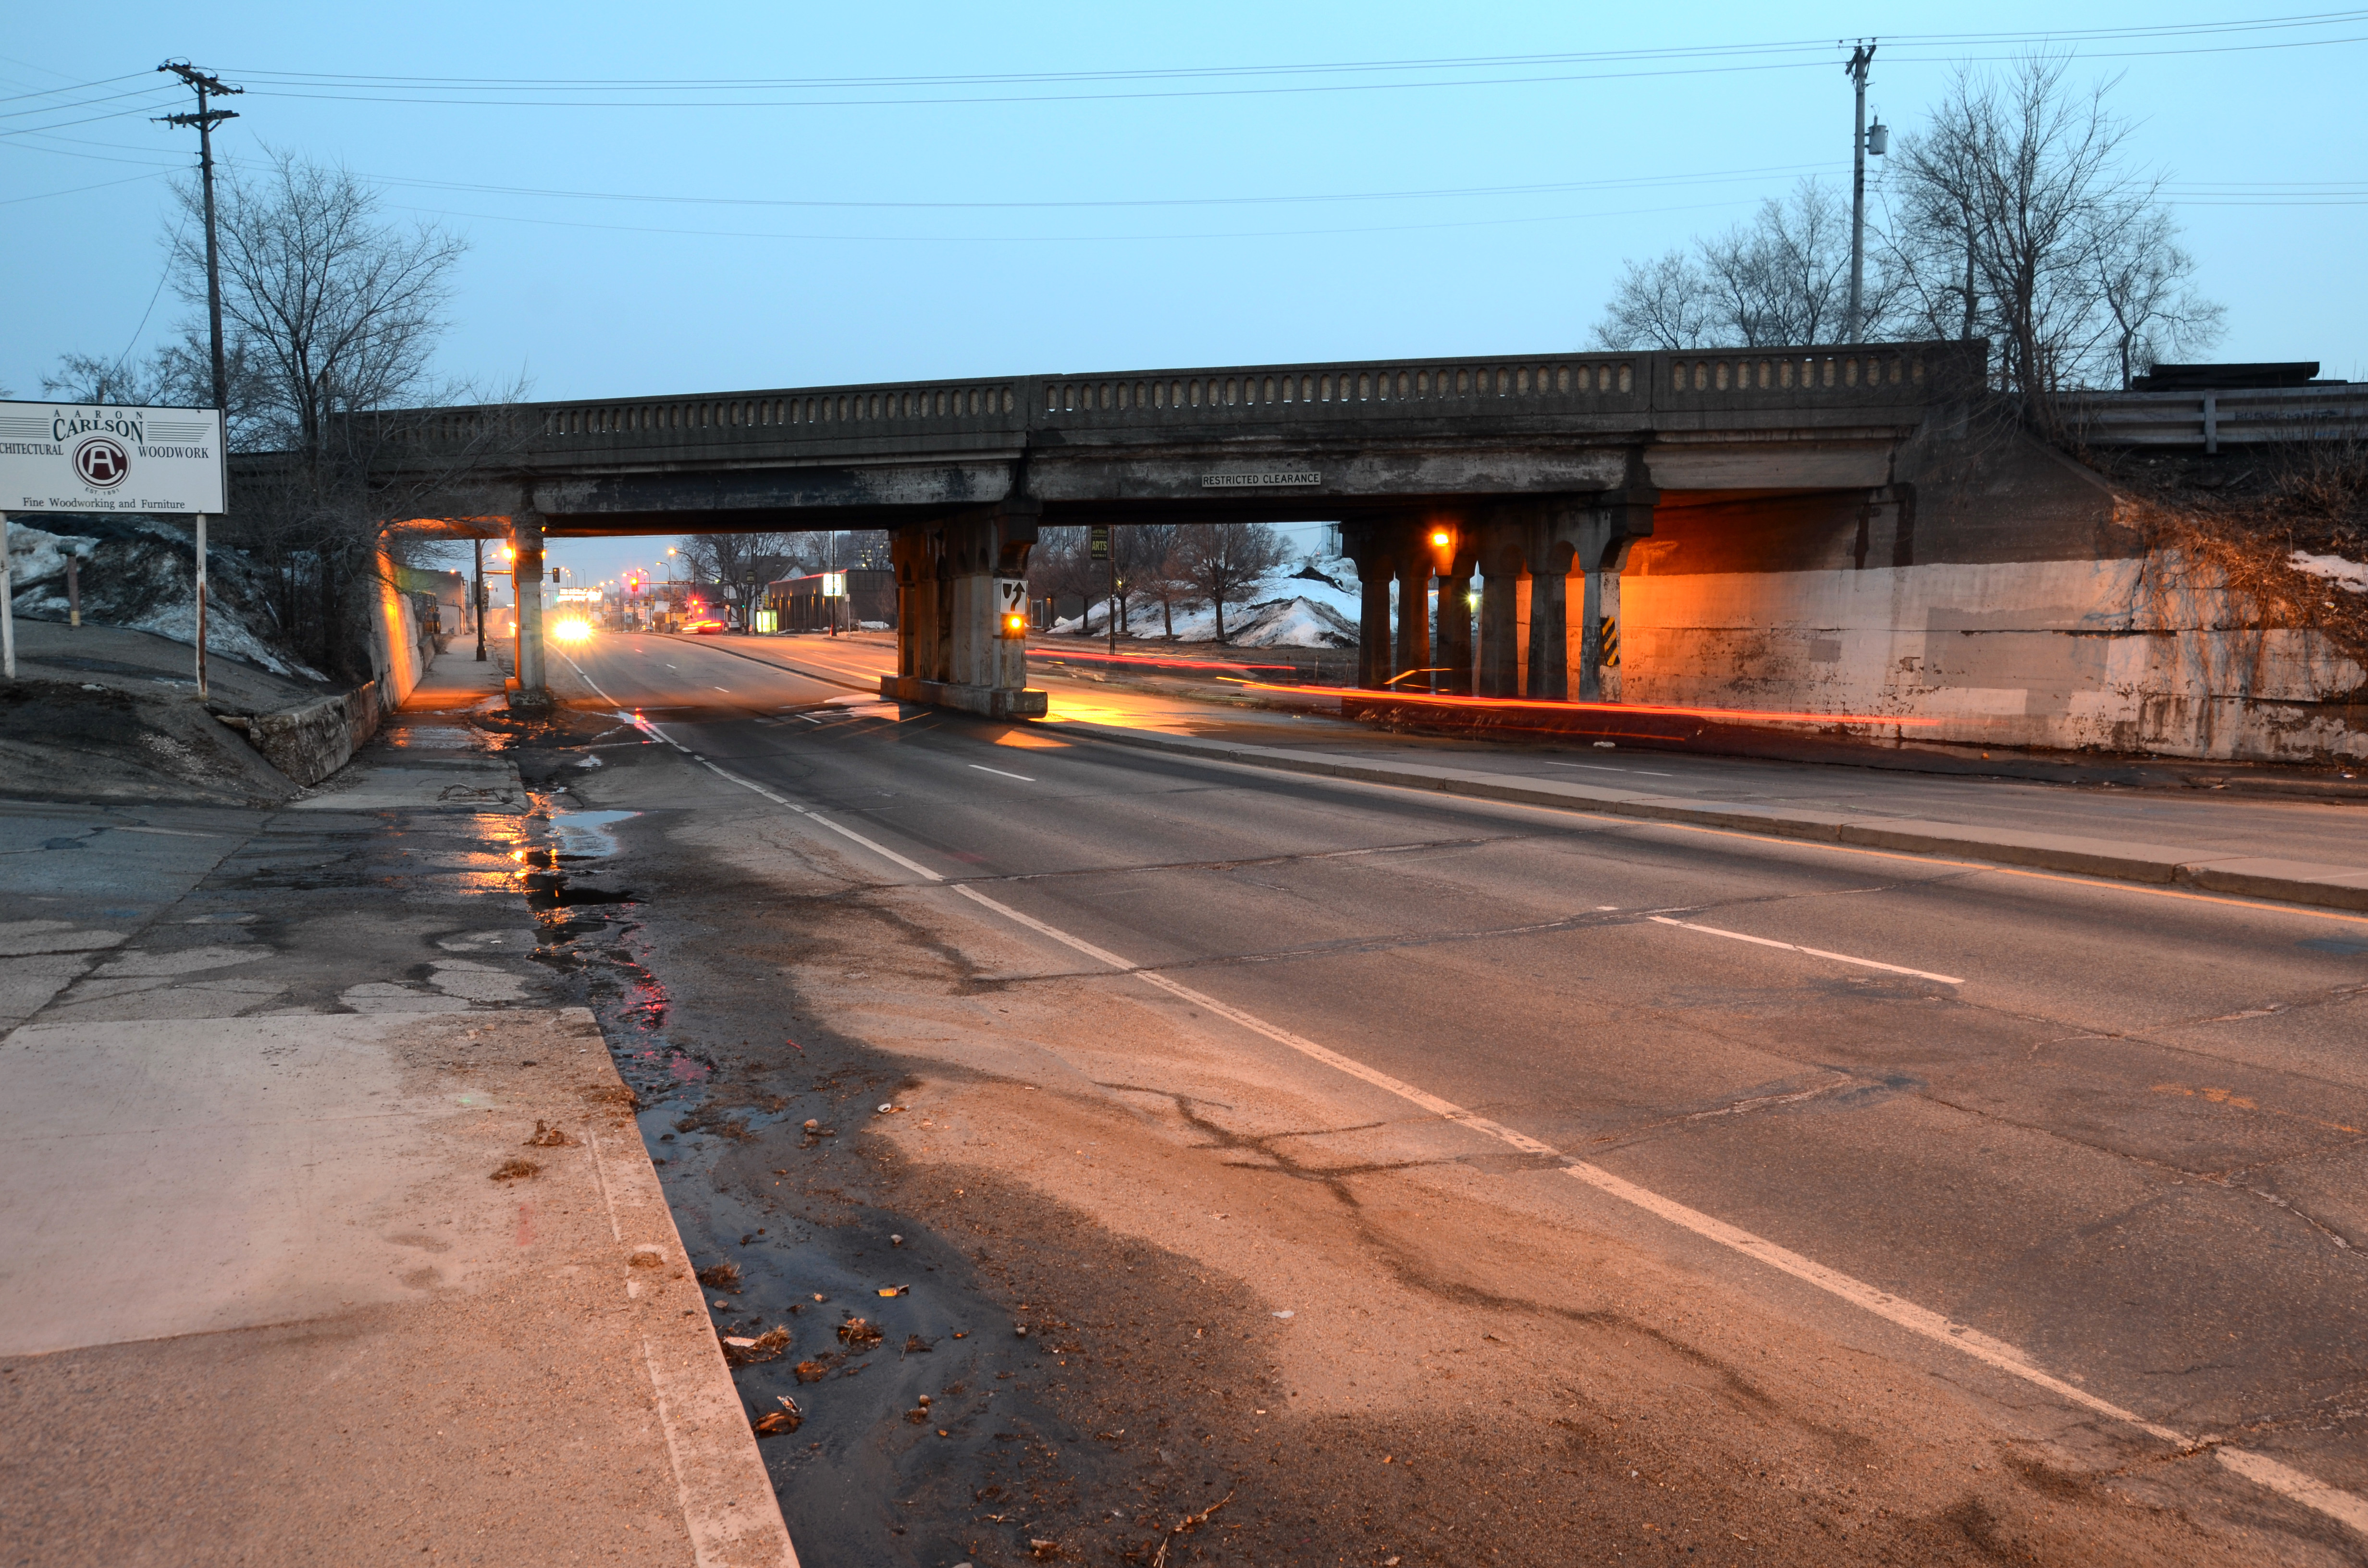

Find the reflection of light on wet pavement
[[548, 809, 640, 860], [1040, 697, 1199, 731]]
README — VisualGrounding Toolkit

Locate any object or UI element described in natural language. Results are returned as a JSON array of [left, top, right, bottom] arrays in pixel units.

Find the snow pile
[[2291, 550, 2368, 592], [4, 523, 97, 587], [1049, 555, 1364, 648], [7, 514, 325, 679]]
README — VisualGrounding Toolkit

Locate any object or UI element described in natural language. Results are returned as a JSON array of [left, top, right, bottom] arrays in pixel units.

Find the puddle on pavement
[[383, 723, 487, 749], [548, 808, 640, 860]]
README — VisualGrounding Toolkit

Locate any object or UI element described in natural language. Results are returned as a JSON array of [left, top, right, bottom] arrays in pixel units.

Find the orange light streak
[[1233, 679, 1957, 727], [1035, 647, 1297, 675]]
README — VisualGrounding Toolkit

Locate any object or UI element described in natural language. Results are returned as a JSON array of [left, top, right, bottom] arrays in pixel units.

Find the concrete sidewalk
[[1059, 720, 2368, 913], [0, 683, 795, 1566]]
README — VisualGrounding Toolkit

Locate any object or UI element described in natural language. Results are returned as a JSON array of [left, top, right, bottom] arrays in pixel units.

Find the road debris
[[627, 1246, 665, 1269], [904, 1334, 934, 1354], [1149, 1488, 1235, 1568], [490, 1157, 541, 1182], [523, 1119, 572, 1147], [877, 1285, 910, 1297], [696, 1262, 742, 1292], [723, 1326, 791, 1366], [837, 1316, 885, 1349], [753, 1396, 802, 1437]]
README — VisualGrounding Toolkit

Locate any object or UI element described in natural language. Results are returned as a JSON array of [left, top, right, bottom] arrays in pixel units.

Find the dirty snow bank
[[7, 516, 325, 679], [2290, 550, 2368, 592], [1050, 556, 1364, 647]]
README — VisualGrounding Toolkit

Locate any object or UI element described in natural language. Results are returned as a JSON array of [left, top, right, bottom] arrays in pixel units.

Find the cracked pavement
[[480, 628, 2368, 1566]]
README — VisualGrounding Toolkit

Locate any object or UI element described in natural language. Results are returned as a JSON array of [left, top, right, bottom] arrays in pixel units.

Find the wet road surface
[[542, 628, 2368, 1564]]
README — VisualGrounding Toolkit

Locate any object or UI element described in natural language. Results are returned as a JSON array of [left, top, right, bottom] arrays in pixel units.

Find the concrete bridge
[[346, 340, 2010, 721]]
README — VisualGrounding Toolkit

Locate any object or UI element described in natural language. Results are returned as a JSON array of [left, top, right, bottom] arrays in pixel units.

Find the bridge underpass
[[338, 340, 1991, 723]]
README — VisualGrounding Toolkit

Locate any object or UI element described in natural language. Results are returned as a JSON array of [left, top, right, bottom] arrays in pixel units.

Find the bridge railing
[[358, 341, 1986, 457], [2067, 383, 2368, 453], [1037, 344, 1960, 431]]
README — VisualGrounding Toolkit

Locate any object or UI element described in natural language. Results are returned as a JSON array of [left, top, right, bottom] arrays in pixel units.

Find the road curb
[[1054, 722, 2368, 914]]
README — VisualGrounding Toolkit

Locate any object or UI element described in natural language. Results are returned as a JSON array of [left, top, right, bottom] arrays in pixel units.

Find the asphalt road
[[550, 628, 2368, 1560]]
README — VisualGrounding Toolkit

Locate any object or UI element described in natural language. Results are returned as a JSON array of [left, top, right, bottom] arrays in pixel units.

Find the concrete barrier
[[231, 680, 384, 786]]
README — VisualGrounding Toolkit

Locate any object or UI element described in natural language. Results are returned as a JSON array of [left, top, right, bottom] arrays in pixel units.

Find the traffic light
[[551, 567, 562, 584]]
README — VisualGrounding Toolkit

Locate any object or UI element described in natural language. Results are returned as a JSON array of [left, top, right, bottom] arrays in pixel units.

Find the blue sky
[[6, 3, 2363, 584]]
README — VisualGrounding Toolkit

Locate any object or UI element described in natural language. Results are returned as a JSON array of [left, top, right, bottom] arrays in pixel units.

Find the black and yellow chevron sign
[[1599, 615, 1620, 668]]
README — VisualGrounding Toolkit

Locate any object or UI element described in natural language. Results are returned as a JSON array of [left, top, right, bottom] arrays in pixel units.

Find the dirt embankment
[[2094, 440, 2368, 690], [0, 621, 321, 806]]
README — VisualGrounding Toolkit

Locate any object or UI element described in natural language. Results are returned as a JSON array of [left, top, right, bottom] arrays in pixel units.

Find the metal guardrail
[[2072, 383, 2368, 453], [360, 342, 1987, 458]]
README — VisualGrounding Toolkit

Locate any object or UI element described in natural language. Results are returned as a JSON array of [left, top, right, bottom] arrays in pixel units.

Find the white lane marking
[[111, 825, 221, 838], [1648, 914, 1965, 985], [713, 686, 730, 693], [679, 753, 2365, 1539], [699, 760, 945, 883], [2217, 1448, 2368, 1536], [799, 715, 825, 724], [969, 764, 1035, 782], [1547, 761, 1674, 777]]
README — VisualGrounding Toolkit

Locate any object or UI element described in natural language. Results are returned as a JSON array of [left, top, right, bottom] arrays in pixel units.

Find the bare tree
[[185, 151, 483, 676], [1123, 523, 1190, 638], [185, 150, 468, 463], [1595, 179, 1887, 350], [1176, 522, 1288, 643], [1886, 55, 2218, 421], [1591, 251, 1716, 351], [1027, 527, 1098, 628], [2097, 209, 2224, 389], [679, 531, 799, 624]]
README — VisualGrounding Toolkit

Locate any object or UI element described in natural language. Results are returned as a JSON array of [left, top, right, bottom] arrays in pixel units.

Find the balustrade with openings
[[370, 344, 1967, 452]]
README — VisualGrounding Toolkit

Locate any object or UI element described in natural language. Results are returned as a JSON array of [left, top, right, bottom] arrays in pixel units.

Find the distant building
[[763, 568, 896, 631]]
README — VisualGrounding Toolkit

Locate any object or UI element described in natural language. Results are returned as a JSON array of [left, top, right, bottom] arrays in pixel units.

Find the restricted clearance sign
[[0, 400, 227, 515]]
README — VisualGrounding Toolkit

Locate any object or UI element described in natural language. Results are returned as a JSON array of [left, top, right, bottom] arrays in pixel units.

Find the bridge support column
[[509, 512, 548, 707], [881, 502, 1046, 719], [1435, 566, 1473, 695], [1339, 522, 1398, 690], [1475, 527, 1526, 698], [1525, 565, 1568, 700], [1393, 557, 1431, 690], [1575, 485, 1657, 703]]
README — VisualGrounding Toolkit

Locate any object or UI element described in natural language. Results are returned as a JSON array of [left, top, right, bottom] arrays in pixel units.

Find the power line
[[214, 10, 2368, 92], [362, 160, 1840, 213], [382, 190, 1799, 248]]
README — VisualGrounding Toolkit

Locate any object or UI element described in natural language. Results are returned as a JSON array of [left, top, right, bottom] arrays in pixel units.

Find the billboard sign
[[0, 401, 227, 514]]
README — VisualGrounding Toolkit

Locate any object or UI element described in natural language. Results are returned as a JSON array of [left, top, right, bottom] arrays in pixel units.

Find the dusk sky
[[6, 3, 2361, 584]]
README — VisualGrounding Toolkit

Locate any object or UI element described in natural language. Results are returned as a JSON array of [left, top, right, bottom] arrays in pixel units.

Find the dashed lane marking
[[1646, 914, 1965, 985], [681, 747, 2368, 1541]]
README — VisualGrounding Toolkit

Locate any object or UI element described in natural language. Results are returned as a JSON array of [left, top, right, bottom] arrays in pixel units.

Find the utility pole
[[473, 539, 488, 662], [1842, 41, 1876, 343], [156, 61, 241, 410]]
